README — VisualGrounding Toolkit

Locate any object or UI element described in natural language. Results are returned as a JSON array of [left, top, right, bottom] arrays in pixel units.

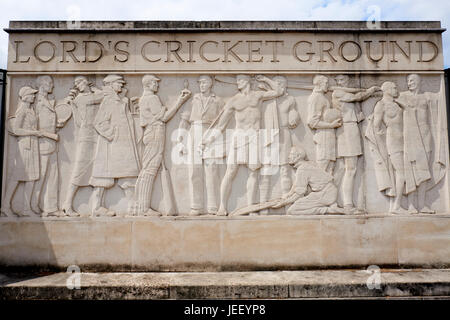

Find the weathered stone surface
[[1, 269, 450, 299], [1, 21, 449, 272]]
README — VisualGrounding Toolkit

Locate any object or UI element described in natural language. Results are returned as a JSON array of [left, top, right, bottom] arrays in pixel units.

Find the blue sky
[[1, 0, 449, 68]]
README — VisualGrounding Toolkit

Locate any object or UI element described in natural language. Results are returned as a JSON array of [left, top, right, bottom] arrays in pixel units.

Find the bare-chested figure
[[396, 74, 440, 213], [373, 82, 408, 214], [203, 75, 283, 216]]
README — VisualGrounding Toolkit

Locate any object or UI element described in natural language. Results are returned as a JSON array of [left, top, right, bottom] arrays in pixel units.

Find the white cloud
[[0, 0, 449, 68]]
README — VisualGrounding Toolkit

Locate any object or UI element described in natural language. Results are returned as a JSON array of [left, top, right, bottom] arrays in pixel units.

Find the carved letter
[[390, 41, 412, 62], [114, 41, 129, 62], [246, 40, 263, 62], [339, 41, 362, 62], [141, 41, 161, 62], [187, 40, 196, 62], [222, 41, 244, 62], [318, 41, 337, 62], [60, 41, 80, 63], [13, 41, 30, 63], [365, 40, 385, 63], [165, 41, 185, 62], [417, 41, 439, 62], [292, 41, 315, 62], [265, 40, 284, 62], [199, 41, 219, 62], [33, 41, 56, 63], [83, 41, 104, 63]]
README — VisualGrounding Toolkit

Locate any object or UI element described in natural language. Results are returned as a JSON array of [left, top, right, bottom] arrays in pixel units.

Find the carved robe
[[92, 89, 140, 179]]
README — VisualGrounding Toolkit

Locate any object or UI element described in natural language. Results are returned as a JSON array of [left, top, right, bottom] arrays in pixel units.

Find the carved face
[[76, 79, 89, 92], [407, 75, 420, 91], [275, 79, 287, 93], [112, 80, 124, 93], [148, 80, 159, 92], [198, 79, 212, 93], [41, 79, 54, 94], [23, 93, 36, 104], [320, 78, 329, 92], [389, 84, 399, 98], [335, 75, 349, 87], [237, 78, 250, 90]]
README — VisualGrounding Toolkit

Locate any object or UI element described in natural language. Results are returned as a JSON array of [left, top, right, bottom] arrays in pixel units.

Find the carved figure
[[178, 75, 222, 215], [89, 75, 140, 217], [396, 74, 447, 213], [366, 81, 410, 214], [307, 75, 342, 174], [259, 75, 300, 214], [133, 75, 191, 216], [61, 76, 104, 216], [203, 74, 283, 216], [2, 87, 42, 217], [332, 74, 379, 214], [231, 147, 344, 216], [31, 76, 64, 217]]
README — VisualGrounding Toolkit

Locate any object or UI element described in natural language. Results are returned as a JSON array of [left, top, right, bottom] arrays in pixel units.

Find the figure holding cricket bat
[[133, 75, 191, 216], [231, 146, 344, 216]]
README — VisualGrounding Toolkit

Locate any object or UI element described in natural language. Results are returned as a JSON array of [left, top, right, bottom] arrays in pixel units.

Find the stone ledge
[[4, 20, 445, 33], [1, 269, 450, 299]]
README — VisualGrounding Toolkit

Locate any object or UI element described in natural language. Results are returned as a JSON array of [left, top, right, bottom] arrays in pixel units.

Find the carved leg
[[92, 187, 106, 216], [217, 164, 239, 216], [62, 184, 79, 217], [259, 172, 271, 215], [247, 169, 259, 206], [32, 154, 49, 215], [389, 153, 408, 214], [43, 152, 59, 216], [1, 180, 19, 217], [188, 163, 204, 215], [342, 156, 358, 213], [204, 160, 219, 214], [22, 181, 37, 216], [418, 182, 434, 213], [135, 172, 152, 214]]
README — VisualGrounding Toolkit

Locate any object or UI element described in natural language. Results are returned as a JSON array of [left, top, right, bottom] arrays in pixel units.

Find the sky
[[0, 0, 449, 68]]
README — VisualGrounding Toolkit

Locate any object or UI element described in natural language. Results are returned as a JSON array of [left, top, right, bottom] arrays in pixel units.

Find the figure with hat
[[177, 75, 224, 216], [202, 74, 283, 216], [2, 86, 45, 216], [61, 76, 104, 216], [133, 74, 191, 216], [90, 74, 140, 217]]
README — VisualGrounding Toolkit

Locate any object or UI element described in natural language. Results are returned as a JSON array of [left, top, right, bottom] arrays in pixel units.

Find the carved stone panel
[[1, 21, 449, 270]]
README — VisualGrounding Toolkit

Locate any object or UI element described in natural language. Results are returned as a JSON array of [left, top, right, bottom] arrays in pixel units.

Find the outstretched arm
[[255, 75, 284, 101]]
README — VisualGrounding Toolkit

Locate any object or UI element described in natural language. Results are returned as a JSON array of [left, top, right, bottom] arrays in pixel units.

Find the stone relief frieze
[[1, 72, 448, 218]]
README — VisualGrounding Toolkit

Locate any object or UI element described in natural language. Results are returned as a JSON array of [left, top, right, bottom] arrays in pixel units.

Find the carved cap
[[103, 74, 125, 85], [19, 86, 38, 98]]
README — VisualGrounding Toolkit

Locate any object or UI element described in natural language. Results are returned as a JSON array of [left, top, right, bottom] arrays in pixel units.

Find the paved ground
[[1, 269, 450, 299]]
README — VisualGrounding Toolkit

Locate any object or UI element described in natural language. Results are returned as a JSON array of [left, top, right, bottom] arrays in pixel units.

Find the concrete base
[[1, 214, 450, 271], [1, 269, 450, 299]]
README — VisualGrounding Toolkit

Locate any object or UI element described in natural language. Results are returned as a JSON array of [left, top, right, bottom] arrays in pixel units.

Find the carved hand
[[179, 89, 192, 103], [255, 75, 268, 82], [330, 118, 342, 128]]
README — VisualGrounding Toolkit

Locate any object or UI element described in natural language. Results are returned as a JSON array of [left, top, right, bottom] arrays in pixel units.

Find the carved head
[[335, 74, 350, 87], [197, 75, 213, 93], [103, 74, 126, 93], [407, 74, 421, 91], [19, 86, 38, 104], [142, 74, 160, 93], [74, 76, 89, 92], [236, 74, 251, 90], [36, 75, 54, 94], [288, 146, 307, 165], [273, 76, 287, 93], [312, 75, 328, 92], [381, 81, 399, 98]]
